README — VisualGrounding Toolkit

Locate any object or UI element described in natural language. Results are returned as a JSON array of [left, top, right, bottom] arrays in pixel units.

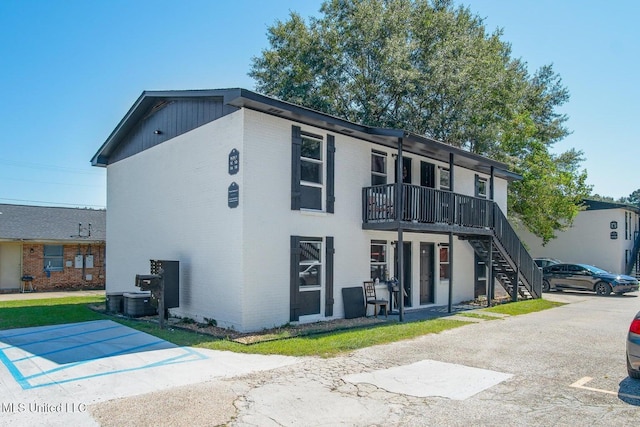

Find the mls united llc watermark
[[1, 401, 87, 413]]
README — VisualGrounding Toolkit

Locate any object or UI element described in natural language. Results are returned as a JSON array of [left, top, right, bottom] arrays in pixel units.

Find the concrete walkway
[[0, 289, 105, 301]]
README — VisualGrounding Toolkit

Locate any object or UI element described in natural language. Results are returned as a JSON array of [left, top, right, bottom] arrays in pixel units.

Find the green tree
[[250, 0, 591, 243], [626, 189, 640, 208]]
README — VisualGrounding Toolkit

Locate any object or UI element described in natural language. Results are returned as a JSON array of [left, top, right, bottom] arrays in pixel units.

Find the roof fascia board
[[92, 87, 520, 182], [230, 90, 519, 181]]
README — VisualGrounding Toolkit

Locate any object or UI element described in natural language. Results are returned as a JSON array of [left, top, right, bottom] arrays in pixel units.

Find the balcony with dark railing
[[362, 183, 542, 298], [362, 184, 494, 230]]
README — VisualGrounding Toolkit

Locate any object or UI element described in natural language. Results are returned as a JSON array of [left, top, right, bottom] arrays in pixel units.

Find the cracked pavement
[[3, 291, 639, 426], [88, 291, 640, 426]]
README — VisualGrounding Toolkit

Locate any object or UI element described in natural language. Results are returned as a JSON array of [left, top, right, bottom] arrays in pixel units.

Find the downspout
[[396, 136, 405, 322]]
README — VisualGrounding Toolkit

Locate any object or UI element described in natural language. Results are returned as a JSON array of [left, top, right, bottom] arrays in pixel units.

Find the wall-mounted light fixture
[[30, 247, 34, 254], [154, 129, 162, 135]]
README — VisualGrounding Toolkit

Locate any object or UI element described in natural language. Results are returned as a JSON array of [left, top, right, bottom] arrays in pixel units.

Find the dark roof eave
[[92, 88, 520, 181]]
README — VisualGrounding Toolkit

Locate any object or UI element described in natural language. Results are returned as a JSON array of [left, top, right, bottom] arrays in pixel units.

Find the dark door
[[420, 162, 435, 188], [474, 253, 487, 298], [419, 243, 434, 304], [394, 242, 412, 307], [395, 157, 412, 183]]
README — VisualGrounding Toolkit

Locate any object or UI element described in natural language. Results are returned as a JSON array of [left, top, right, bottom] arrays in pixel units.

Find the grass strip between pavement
[[0, 296, 564, 358]]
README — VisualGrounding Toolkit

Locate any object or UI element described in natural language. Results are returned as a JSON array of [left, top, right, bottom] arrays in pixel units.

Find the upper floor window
[[291, 126, 335, 212], [300, 133, 324, 210], [439, 167, 450, 191], [475, 175, 488, 198], [371, 151, 387, 186], [44, 245, 64, 271]]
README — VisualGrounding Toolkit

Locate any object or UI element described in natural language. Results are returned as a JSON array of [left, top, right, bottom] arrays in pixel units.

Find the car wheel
[[542, 280, 551, 292], [627, 357, 640, 379], [594, 281, 611, 296]]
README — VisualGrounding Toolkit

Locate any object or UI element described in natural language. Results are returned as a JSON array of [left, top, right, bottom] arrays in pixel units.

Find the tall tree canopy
[[250, 0, 591, 244]]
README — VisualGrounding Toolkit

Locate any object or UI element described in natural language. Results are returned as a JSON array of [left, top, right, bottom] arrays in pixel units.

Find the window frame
[[298, 238, 323, 289], [439, 244, 450, 280], [439, 167, 451, 191], [370, 240, 387, 281], [299, 131, 325, 211], [43, 244, 64, 272], [371, 150, 387, 186], [475, 175, 488, 198]]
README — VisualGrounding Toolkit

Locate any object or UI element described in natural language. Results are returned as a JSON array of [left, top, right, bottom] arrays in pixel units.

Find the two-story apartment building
[[520, 199, 640, 277], [92, 88, 540, 332]]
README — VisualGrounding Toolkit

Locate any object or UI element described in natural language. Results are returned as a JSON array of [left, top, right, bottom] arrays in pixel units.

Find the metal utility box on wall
[[150, 260, 179, 308]]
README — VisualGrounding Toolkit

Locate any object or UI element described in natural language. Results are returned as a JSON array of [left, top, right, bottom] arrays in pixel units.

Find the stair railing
[[625, 231, 640, 276]]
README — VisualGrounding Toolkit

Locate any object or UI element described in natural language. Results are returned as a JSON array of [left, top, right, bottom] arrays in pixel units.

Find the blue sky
[[0, 0, 637, 209]]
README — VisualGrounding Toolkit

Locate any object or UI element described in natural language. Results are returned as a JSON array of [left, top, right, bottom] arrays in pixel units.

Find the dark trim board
[[363, 220, 494, 237]]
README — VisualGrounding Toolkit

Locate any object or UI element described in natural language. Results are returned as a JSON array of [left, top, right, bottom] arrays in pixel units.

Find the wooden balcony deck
[[362, 184, 542, 298]]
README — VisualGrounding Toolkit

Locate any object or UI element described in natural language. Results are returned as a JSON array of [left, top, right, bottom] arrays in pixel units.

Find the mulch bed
[[91, 303, 387, 344]]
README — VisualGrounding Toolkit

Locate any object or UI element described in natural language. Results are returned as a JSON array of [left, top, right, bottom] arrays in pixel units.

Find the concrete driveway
[[2, 291, 640, 426], [210, 291, 640, 426]]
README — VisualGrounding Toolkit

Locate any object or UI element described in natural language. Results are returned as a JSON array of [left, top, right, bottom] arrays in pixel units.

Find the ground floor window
[[299, 238, 322, 288], [43, 245, 64, 271], [370, 240, 387, 281], [439, 244, 450, 280]]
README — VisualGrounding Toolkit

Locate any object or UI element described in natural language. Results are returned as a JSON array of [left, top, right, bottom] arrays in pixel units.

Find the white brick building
[[519, 199, 640, 277], [92, 89, 540, 332]]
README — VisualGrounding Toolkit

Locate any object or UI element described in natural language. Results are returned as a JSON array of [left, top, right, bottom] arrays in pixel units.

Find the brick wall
[[21, 243, 106, 291]]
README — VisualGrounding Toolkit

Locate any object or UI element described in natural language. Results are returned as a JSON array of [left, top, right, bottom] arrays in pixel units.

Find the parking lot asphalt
[[213, 291, 640, 427], [2, 290, 640, 426], [0, 318, 300, 426]]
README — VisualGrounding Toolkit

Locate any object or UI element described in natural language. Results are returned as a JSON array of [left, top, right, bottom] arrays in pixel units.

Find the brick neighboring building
[[0, 204, 106, 292]]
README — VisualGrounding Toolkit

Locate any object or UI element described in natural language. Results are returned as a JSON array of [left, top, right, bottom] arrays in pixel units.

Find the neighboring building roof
[[91, 88, 521, 182], [0, 204, 106, 243], [583, 199, 640, 214]]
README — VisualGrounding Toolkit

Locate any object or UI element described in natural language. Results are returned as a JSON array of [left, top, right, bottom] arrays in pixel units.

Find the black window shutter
[[474, 174, 480, 197], [290, 235, 301, 321], [291, 126, 302, 210], [326, 135, 335, 213], [325, 236, 334, 316]]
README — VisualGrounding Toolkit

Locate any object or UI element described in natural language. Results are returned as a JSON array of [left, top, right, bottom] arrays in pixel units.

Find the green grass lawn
[[0, 296, 106, 329], [0, 295, 564, 358], [482, 298, 564, 316]]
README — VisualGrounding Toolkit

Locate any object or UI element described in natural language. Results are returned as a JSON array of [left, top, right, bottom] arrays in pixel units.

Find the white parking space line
[[570, 376, 640, 400]]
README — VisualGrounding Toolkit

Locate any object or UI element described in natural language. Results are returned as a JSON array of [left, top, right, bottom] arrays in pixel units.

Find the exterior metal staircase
[[362, 183, 542, 301], [626, 231, 640, 279], [461, 206, 541, 301], [466, 237, 535, 300]]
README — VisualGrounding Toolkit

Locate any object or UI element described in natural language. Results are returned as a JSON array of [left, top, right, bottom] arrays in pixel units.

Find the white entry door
[[0, 243, 22, 290]]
